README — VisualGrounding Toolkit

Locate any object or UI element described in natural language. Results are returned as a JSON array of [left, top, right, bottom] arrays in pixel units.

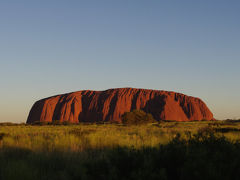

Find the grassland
[[1, 120, 240, 180], [1, 121, 240, 151]]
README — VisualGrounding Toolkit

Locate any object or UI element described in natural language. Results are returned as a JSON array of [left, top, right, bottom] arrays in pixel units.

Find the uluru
[[27, 88, 214, 124]]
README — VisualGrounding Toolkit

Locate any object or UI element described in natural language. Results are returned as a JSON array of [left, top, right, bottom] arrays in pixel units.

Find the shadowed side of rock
[[27, 88, 214, 123]]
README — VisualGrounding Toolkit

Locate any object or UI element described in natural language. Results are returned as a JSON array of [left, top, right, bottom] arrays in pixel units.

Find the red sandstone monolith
[[27, 88, 214, 123]]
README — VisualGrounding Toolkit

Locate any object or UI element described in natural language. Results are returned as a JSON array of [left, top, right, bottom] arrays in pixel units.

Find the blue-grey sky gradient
[[0, 0, 239, 122]]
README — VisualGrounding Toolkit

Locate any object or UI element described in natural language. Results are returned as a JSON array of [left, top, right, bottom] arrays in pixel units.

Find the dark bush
[[215, 127, 240, 133], [31, 121, 78, 126], [121, 110, 156, 125], [31, 121, 52, 126], [0, 122, 24, 126]]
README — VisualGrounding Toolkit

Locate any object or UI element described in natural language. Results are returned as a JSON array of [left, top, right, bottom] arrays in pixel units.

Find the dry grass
[[0, 121, 240, 180], [0, 121, 240, 152]]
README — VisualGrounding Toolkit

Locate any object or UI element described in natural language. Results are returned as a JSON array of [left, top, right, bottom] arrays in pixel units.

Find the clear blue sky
[[0, 0, 239, 122]]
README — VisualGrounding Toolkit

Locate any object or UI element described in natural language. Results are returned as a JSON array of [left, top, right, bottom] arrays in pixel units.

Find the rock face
[[27, 88, 214, 123]]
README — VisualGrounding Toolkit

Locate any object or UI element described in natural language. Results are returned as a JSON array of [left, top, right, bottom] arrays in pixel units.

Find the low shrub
[[31, 121, 52, 126], [215, 127, 240, 133]]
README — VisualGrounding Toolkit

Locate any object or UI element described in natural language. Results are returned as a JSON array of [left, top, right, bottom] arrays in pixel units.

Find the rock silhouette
[[27, 88, 214, 123]]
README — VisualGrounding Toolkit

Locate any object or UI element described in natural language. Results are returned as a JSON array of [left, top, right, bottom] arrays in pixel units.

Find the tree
[[122, 109, 156, 125]]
